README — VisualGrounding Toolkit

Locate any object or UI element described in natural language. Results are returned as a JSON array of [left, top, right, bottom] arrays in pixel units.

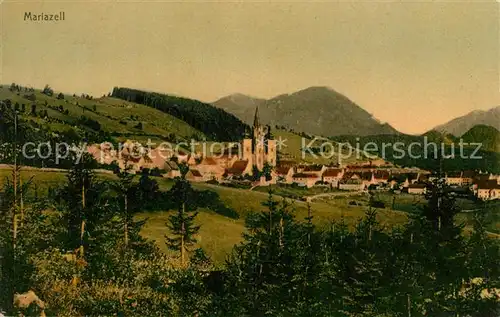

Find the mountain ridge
[[432, 105, 500, 136], [213, 86, 399, 137]]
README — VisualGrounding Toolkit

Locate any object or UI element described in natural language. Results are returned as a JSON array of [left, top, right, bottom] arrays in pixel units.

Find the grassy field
[[0, 168, 410, 263], [253, 183, 335, 200], [3, 168, 497, 261], [273, 129, 373, 165], [0, 86, 202, 143], [138, 180, 409, 263]]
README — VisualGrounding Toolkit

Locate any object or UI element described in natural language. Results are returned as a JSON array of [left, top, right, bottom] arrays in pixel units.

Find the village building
[[141, 147, 174, 171], [360, 172, 376, 187], [339, 172, 364, 191], [225, 160, 251, 180], [195, 157, 226, 181], [302, 164, 327, 177], [406, 172, 420, 184], [213, 154, 239, 169], [445, 171, 463, 186], [338, 179, 364, 191], [373, 170, 390, 184], [366, 158, 389, 167], [416, 173, 429, 183], [461, 171, 476, 186], [322, 168, 343, 187], [186, 169, 204, 182], [162, 161, 181, 178], [276, 160, 296, 168], [87, 143, 116, 165], [292, 172, 320, 188], [475, 173, 500, 184], [175, 150, 192, 165], [406, 183, 427, 195], [473, 180, 500, 200], [275, 165, 295, 184]]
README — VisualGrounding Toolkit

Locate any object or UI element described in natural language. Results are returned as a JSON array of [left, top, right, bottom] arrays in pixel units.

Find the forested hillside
[[0, 83, 204, 145], [112, 87, 248, 141], [330, 133, 500, 173], [461, 125, 500, 152]]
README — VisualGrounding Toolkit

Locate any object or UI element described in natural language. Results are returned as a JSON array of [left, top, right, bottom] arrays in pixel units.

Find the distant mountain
[[432, 106, 500, 136], [112, 87, 248, 141], [461, 124, 500, 152], [213, 86, 399, 137], [212, 93, 265, 124]]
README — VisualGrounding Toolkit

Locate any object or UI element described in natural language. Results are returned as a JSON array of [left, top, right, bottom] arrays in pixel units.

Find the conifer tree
[[462, 205, 500, 316], [110, 167, 136, 248], [165, 165, 200, 267], [54, 153, 108, 258], [0, 166, 47, 315], [399, 170, 470, 316], [221, 192, 318, 315]]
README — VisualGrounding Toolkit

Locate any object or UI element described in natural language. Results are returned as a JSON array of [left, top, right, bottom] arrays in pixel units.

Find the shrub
[[42, 85, 54, 96]]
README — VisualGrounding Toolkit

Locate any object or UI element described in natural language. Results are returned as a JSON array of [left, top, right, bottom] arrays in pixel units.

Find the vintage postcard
[[0, 1, 499, 316]]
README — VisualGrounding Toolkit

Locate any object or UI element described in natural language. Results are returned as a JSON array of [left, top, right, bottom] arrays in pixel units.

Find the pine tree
[[400, 170, 470, 316], [0, 163, 47, 315], [110, 167, 136, 248], [165, 167, 200, 267], [462, 205, 500, 316], [53, 154, 108, 257], [220, 192, 316, 315]]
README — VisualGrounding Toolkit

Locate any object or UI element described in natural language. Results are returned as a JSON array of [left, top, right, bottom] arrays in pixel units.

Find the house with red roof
[[195, 157, 226, 181], [473, 180, 500, 200], [186, 169, 204, 182], [461, 171, 476, 186], [322, 168, 343, 187], [292, 172, 320, 188], [275, 165, 294, 184], [338, 172, 364, 191], [373, 170, 390, 184], [360, 172, 376, 187], [212, 154, 239, 169], [162, 160, 181, 178], [225, 160, 251, 179], [302, 164, 327, 177]]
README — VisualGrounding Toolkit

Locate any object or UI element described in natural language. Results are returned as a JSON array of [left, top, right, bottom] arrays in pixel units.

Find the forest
[[111, 87, 248, 142]]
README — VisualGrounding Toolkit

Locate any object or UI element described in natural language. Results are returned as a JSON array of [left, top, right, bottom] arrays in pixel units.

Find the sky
[[1, 0, 499, 134]]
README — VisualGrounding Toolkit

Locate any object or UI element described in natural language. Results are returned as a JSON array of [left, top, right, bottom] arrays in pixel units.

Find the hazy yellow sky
[[1, 0, 498, 134]]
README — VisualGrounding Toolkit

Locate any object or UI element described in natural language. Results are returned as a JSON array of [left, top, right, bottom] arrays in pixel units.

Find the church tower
[[253, 106, 266, 170], [238, 106, 277, 175]]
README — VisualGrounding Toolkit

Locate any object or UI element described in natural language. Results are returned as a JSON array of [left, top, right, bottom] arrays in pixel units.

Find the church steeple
[[253, 105, 260, 128]]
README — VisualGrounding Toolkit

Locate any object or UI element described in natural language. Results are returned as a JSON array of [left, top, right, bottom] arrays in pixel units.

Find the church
[[241, 106, 277, 170]]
